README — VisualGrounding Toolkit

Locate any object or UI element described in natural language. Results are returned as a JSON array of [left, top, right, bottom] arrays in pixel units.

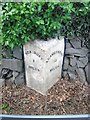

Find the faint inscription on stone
[[25, 50, 31, 55], [25, 50, 43, 60], [50, 65, 59, 72], [24, 38, 65, 95], [29, 65, 40, 72], [46, 50, 62, 63]]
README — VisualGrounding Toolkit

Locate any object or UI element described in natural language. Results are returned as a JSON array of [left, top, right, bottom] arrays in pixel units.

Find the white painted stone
[[23, 37, 65, 95]]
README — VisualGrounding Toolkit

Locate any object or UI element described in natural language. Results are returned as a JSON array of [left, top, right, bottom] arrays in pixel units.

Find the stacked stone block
[[0, 47, 25, 85], [63, 38, 89, 84]]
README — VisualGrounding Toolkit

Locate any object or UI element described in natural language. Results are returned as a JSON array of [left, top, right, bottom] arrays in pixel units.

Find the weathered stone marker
[[23, 37, 65, 95]]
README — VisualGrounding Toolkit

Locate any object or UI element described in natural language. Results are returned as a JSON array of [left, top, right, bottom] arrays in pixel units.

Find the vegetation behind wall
[[1, 2, 90, 48]]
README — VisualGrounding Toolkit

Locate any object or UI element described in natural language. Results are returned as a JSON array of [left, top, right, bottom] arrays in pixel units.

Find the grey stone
[[15, 72, 25, 85], [1, 68, 13, 79], [62, 38, 89, 85], [1, 68, 8, 77], [8, 71, 19, 83], [2, 47, 12, 58], [68, 72, 77, 80], [62, 71, 68, 77], [13, 71, 19, 79], [77, 60, 85, 68], [5, 70, 13, 79], [79, 57, 88, 66], [13, 47, 22, 60], [85, 63, 90, 84], [63, 57, 69, 70], [0, 78, 5, 86], [88, 53, 90, 62], [70, 57, 77, 66], [8, 77, 15, 83], [66, 42, 72, 49], [70, 40, 81, 49], [66, 48, 88, 57], [76, 68, 87, 85], [2, 59, 23, 72], [81, 47, 89, 55], [68, 66, 77, 73], [88, 63, 90, 84], [66, 55, 75, 59]]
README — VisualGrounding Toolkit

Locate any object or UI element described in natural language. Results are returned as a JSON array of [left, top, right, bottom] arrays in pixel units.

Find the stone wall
[[62, 37, 89, 85], [0, 47, 25, 86], [0, 37, 89, 86]]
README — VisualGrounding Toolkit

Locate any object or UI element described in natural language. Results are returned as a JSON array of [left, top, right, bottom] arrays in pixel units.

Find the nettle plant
[[1, 2, 90, 49], [2, 2, 74, 48]]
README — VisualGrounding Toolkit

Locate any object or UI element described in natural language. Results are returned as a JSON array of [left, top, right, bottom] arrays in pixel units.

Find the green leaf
[[1, 2, 89, 48]]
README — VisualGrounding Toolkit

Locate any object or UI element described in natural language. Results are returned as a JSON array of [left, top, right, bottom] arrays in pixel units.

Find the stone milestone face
[[23, 37, 65, 95]]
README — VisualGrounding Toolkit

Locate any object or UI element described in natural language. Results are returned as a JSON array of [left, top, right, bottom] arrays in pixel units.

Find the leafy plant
[[65, 2, 90, 47], [2, 103, 12, 112], [1, 2, 74, 48], [1, 2, 90, 48]]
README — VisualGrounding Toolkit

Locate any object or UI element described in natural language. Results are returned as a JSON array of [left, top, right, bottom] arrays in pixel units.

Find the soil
[[1, 79, 89, 115]]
